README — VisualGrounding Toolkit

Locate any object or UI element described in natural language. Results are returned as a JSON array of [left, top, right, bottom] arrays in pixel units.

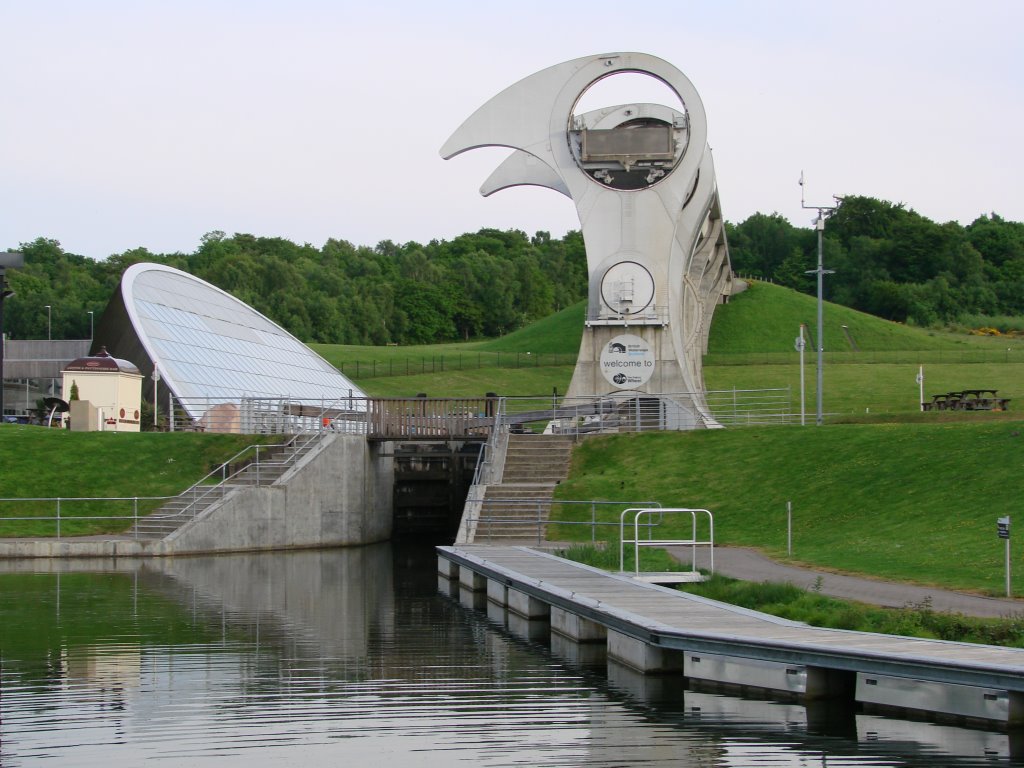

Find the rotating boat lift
[[441, 52, 733, 429]]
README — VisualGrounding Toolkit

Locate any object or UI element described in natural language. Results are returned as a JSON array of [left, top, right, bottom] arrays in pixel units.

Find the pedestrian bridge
[[439, 544, 1024, 727], [171, 389, 796, 440]]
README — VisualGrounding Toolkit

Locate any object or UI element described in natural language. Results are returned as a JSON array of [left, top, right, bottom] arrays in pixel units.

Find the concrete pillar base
[[551, 606, 607, 642], [487, 579, 508, 606], [608, 630, 683, 674], [508, 588, 549, 619], [459, 568, 486, 592]]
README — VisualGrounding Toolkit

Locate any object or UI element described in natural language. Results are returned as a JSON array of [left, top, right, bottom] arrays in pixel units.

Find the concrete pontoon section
[[438, 544, 1024, 727]]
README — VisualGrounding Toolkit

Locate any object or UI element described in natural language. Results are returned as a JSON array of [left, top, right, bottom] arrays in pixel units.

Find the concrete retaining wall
[[0, 434, 393, 558]]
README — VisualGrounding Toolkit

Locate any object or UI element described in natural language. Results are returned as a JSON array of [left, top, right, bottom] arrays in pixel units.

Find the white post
[[1006, 516, 1012, 598], [152, 363, 160, 429], [1007, 535, 1012, 598], [917, 365, 925, 411], [787, 500, 792, 556]]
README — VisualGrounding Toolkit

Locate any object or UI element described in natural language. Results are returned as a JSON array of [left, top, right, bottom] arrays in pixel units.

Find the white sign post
[[916, 366, 925, 412]]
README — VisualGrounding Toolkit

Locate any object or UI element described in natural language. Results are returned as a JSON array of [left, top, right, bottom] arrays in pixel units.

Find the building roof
[[112, 263, 365, 419], [63, 346, 141, 375]]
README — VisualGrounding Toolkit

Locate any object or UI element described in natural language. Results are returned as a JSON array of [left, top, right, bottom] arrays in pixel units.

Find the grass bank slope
[[0, 427, 281, 536], [709, 281, 1022, 355], [553, 420, 1024, 596]]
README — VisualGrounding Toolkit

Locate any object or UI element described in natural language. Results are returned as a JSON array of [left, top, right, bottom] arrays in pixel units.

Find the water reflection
[[0, 545, 1020, 766]]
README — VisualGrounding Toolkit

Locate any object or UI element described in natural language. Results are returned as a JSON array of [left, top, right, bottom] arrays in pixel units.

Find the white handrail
[[619, 507, 714, 576]]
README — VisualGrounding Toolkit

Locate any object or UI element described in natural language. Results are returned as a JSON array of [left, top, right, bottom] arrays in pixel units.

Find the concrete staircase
[[129, 433, 324, 540], [471, 434, 574, 542]]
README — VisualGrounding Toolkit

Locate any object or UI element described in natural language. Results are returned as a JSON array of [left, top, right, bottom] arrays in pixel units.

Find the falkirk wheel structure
[[441, 53, 733, 429]]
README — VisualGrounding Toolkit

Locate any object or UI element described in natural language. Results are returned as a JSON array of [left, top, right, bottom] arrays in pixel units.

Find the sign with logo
[[600, 334, 655, 389], [998, 516, 1010, 540]]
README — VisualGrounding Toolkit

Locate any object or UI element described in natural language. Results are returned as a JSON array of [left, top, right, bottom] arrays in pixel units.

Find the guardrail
[[0, 432, 321, 538], [705, 349, 1022, 366], [331, 351, 578, 379], [619, 507, 714, 576], [163, 390, 794, 436], [0, 496, 174, 538], [469, 398, 508, 488]]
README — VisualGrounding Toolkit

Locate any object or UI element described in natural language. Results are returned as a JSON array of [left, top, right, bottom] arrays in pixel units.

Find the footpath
[[667, 545, 1024, 619]]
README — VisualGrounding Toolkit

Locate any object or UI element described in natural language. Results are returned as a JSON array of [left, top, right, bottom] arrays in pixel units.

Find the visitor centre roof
[[118, 263, 365, 414]]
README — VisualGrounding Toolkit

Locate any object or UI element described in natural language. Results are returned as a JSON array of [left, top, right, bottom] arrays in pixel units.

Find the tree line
[[726, 197, 1024, 326], [2, 228, 587, 345], [3, 196, 1021, 345]]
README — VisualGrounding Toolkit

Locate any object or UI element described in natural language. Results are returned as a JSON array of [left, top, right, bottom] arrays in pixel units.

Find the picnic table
[[922, 389, 1011, 411]]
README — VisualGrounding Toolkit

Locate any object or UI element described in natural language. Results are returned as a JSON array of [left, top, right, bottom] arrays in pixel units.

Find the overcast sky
[[2, 1, 1021, 260]]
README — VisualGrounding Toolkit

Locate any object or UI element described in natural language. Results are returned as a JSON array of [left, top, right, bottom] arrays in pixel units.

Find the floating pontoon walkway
[[438, 545, 1024, 726]]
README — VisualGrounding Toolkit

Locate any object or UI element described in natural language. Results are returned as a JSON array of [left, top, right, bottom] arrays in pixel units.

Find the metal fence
[[0, 435, 317, 538], [705, 349, 1022, 367], [0, 496, 173, 538], [164, 389, 795, 435], [332, 351, 577, 379]]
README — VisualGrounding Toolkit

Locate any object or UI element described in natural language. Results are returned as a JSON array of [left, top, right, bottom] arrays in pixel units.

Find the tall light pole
[[44, 304, 51, 341], [800, 173, 838, 426], [0, 253, 26, 420], [87, 310, 94, 345]]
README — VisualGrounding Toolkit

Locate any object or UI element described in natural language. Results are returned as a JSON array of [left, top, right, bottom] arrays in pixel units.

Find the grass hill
[[708, 281, 986, 355], [330, 282, 1023, 416], [552, 420, 1023, 596], [0, 430, 278, 536]]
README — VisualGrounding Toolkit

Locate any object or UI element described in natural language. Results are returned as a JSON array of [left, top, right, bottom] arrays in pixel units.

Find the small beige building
[[62, 347, 143, 432]]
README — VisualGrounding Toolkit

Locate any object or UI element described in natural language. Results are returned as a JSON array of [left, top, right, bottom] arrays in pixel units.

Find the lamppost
[[799, 173, 838, 426], [88, 310, 94, 345], [44, 304, 51, 341], [0, 253, 26, 420]]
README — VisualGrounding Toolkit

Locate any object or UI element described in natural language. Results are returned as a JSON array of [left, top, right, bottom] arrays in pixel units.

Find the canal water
[[1, 544, 1020, 767]]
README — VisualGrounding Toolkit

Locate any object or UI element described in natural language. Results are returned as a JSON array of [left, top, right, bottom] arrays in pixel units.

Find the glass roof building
[[95, 263, 365, 427]]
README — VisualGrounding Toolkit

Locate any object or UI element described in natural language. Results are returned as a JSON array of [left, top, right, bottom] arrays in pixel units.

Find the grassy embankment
[[318, 280, 1024, 600], [0, 430, 282, 536], [3, 280, 1022, 587], [540, 283, 1024, 598]]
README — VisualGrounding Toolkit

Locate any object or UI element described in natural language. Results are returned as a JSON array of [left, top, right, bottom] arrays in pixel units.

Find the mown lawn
[[0, 428, 283, 536], [551, 419, 1024, 596]]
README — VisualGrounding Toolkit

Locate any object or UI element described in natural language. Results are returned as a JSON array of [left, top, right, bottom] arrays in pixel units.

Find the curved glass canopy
[[116, 263, 365, 420]]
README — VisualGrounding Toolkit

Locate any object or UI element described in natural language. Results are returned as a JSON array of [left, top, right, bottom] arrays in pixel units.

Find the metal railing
[[586, 305, 670, 326], [500, 389, 794, 434], [331, 351, 578, 380], [0, 426, 334, 538], [704, 388, 793, 426], [0, 496, 174, 538], [619, 507, 714, 576], [704, 349, 1022, 366], [464, 498, 662, 545], [163, 390, 795, 436], [167, 394, 369, 434], [469, 398, 508, 489]]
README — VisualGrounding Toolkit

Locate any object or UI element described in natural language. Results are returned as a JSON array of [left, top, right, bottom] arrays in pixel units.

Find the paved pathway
[[667, 546, 1024, 619]]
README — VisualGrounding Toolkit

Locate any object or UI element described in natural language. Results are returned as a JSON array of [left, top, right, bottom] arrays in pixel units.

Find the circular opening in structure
[[573, 71, 685, 116], [569, 71, 688, 191]]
